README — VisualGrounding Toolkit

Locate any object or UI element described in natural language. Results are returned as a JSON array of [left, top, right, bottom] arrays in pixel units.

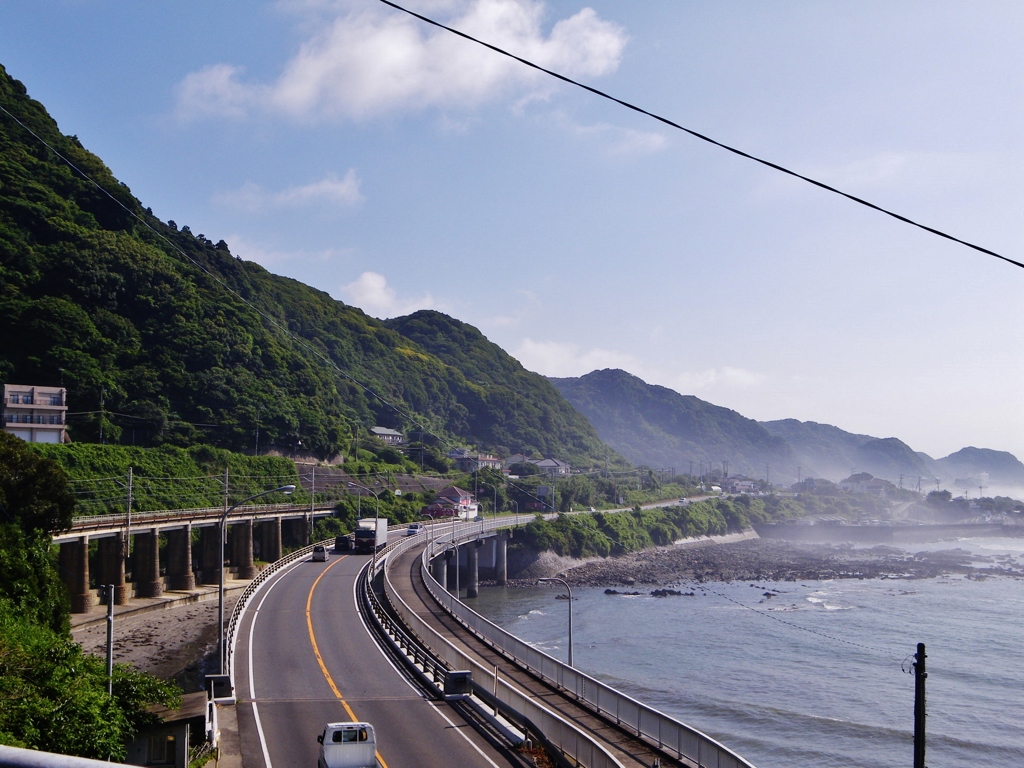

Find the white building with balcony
[[3, 384, 68, 443]]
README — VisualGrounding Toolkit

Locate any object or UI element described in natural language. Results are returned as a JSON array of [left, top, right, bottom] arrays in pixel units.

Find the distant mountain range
[[549, 369, 796, 480], [552, 369, 1024, 496]]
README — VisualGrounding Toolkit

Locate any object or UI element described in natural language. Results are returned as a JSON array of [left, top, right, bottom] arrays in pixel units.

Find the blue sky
[[2, 1, 1022, 466]]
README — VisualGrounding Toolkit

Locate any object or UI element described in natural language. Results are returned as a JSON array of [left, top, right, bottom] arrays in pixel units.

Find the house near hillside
[[503, 453, 533, 468], [369, 426, 404, 445], [422, 485, 479, 519], [447, 448, 502, 473], [727, 478, 758, 493], [2, 383, 68, 444], [840, 474, 891, 497], [532, 457, 572, 477]]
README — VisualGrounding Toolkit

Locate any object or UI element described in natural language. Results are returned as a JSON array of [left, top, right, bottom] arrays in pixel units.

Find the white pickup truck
[[317, 722, 377, 768]]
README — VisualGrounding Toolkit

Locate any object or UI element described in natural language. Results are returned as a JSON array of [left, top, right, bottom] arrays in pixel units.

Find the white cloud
[[512, 338, 640, 377], [340, 271, 446, 318], [176, 0, 626, 121], [512, 338, 768, 398], [667, 366, 767, 392], [213, 171, 363, 211], [175, 64, 253, 121], [224, 233, 350, 267], [559, 115, 667, 156]]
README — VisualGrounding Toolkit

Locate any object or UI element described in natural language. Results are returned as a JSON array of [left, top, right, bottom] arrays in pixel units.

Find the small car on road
[[406, 522, 425, 536], [317, 722, 376, 768], [311, 544, 328, 562]]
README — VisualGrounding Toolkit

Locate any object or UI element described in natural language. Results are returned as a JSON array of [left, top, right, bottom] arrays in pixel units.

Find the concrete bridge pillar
[[446, 548, 458, 596], [198, 526, 221, 585], [432, 553, 448, 590], [232, 520, 258, 580], [466, 540, 481, 598], [495, 533, 508, 586], [262, 518, 283, 563], [62, 535, 93, 613], [97, 533, 129, 605], [283, 518, 307, 549], [135, 528, 163, 598], [167, 524, 196, 591]]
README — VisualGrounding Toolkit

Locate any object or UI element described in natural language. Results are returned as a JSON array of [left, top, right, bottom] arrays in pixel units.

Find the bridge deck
[[387, 544, 686, 768]]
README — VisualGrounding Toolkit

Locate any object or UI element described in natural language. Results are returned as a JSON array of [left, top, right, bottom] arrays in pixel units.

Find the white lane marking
[[427, 700, 503, 768], [353, 566, 501, 768], [251, 703, 272, 768], [245, 557, 309, 768]]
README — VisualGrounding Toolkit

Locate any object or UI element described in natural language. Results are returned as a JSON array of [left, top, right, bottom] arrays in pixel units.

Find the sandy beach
[[72, 594, 240, 692]]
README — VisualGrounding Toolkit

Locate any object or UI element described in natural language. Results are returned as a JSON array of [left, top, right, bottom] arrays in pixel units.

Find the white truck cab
[[317, 722, 377, 768]]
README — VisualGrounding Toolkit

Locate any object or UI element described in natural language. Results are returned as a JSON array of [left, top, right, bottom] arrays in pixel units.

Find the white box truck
[[353, 518, 387, 554], [317, 722, 377, 768]]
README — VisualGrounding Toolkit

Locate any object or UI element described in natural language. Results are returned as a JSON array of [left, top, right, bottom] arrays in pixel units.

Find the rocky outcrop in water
[[506, 538, 1024, 588]]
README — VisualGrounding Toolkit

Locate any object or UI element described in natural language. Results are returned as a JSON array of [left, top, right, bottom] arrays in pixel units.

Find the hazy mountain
[[853, 437, 936, 485], [549, 369, 797, 480], [758, 419, 876, 480], [934, 447, 1024, 493], [0, 64, 613, 468]]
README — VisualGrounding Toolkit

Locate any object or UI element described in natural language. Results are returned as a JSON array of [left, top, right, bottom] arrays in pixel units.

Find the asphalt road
[[232, 550, 521, 768]]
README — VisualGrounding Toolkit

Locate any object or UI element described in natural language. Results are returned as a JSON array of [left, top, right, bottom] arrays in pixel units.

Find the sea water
[[471, 537, 1024, 768]]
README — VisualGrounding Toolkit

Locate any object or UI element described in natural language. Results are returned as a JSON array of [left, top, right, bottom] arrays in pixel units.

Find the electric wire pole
[[913, 642, 927, 768]]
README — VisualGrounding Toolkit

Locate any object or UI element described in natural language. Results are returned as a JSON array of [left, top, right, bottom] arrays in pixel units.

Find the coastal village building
[[2, 383, 68, 443], [532, 458, 572, 477], [422, 485, 479, 518], [447, 448, 502, 473], [369, 426, 404, 445], [839, 475, 890, 497], [503, 453, 532, 469], [502, 454, 574, 477]]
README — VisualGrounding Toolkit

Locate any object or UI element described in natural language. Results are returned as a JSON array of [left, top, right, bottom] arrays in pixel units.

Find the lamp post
[[538, 577, 573, 667], [347, 481, 379, 518], [219, 484, 295, 674]]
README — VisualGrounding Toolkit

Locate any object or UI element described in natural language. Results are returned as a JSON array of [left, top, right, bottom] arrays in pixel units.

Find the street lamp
[[538, 577, 573, 667], [347, 481, 379, 518], [219, 484, 295, 674]]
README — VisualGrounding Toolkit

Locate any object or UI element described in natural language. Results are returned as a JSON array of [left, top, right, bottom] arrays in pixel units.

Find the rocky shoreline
[[506, 537, 1024, 589]]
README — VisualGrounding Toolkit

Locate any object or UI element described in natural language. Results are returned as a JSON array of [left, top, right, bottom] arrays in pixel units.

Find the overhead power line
[[377, 0, 1022, 271]]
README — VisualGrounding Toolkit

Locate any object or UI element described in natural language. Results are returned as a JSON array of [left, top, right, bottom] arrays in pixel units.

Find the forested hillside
[[384, 310, 616, 463], [0, 64, 613, 468], [550, 369, 797, 481]]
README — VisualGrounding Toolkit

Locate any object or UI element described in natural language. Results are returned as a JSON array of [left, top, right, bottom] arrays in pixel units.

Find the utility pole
[[124, 467, 133, 559], [913, 643, 927, 768], [309, 465, 316, 539], [105, 584, 115, 696], [255, 404, 262, 456]]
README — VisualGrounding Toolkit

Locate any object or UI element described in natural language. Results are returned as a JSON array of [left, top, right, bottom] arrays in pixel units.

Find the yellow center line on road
[[306, 556, 391, 768]]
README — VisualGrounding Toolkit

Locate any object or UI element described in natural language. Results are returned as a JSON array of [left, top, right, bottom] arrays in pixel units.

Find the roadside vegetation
[[0, 433, 180, 759]]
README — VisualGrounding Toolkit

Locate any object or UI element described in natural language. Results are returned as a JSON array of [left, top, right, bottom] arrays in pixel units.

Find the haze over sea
[[473, 537, 1024, 768]]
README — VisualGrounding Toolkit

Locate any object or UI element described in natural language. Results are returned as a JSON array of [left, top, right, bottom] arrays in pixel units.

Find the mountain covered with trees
[[0, 64, 616, 470], [552, 369, 1024, 495], [549, 369, 797, 480]]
